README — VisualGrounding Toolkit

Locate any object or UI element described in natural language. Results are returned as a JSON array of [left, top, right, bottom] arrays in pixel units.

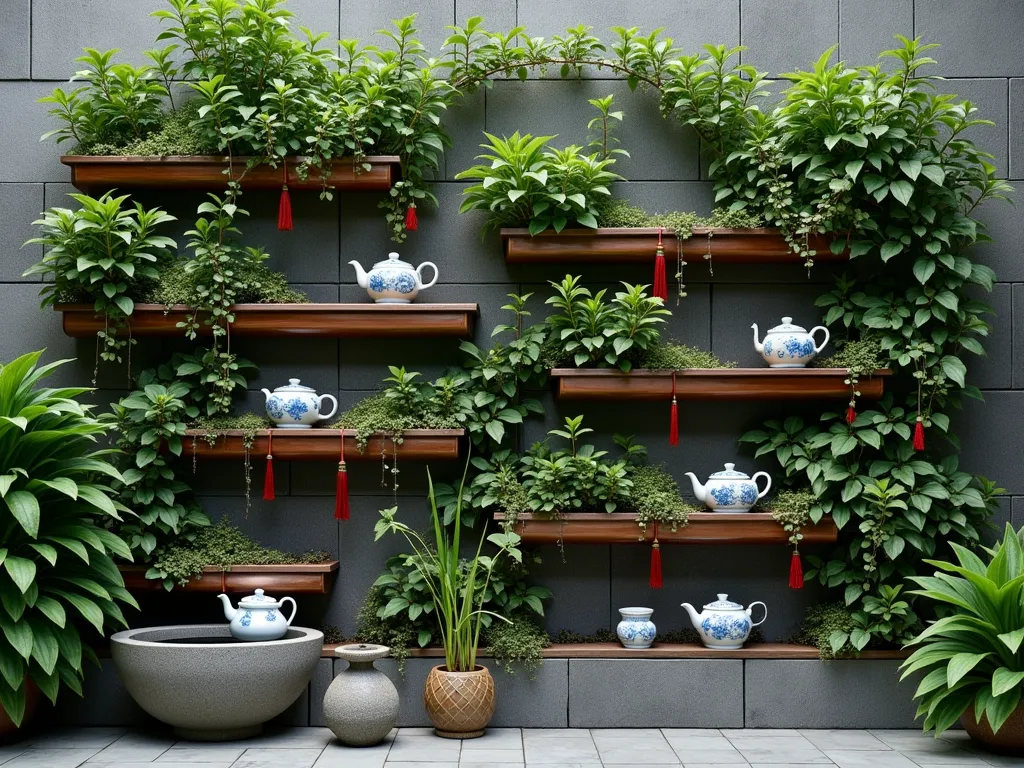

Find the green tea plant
[[0, 352, 137, 725], [455, 130, 621, 234], [24, 192, 177, 374]]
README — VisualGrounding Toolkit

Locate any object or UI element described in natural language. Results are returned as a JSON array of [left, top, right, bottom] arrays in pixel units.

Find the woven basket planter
[[423, 665, 496, 739]]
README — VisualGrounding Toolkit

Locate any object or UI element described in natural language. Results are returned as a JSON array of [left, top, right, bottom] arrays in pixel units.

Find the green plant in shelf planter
[[24, 192, 177, 378], [0, 351, 138, 726]]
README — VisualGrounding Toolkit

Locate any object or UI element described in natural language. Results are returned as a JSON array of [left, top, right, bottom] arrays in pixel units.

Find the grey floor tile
[[522, 737, 599, 764], [663, 730, 725, 739], [684, 764, 750, 768], [597, 742, 681, 764], [915, 765, 1002, 768], [235, 728, 334, 749], [800, 731, 889, 751], [458, 763, 525, 768], [466, 730, 523, 749], [0, 747, 28, 766], [396, 728, 437, 737], [313, 746, 386, 768], [721, 730, 802, 739], [386, 738, 460, 762], [86, 747, 173, 763], [3, 750, 106, 768], [592, 728, 667, 740], [156, 745, 247, 762], [86, 763, 236, 768], [868, 731, 941, 750], [380, 763, 458, 768], [457, 748, 524, 763], [233, 747, 324, 768], [734, 746, 830, 764], [898, 751, 988, 766], [674, 747, 748, 764], [825, 750, 920, 768], [24, 728, 127, 749], [521, 730, 591, 739]]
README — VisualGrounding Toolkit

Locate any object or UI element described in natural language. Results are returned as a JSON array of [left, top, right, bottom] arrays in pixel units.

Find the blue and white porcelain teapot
[[349, 252, 438, 304], [261, 379, 338, 429], [685, 463, 771, 512], [218, 589, 297, 642], [752, 317, 829, 368], [681, 594, 767, 650]]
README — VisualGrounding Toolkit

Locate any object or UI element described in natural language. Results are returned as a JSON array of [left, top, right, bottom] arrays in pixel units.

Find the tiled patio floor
[[1, 726, 1021, 767]]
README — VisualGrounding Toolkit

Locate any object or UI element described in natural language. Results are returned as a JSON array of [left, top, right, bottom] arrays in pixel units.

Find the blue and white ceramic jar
[[681, 594, 767, 650], [684, 463, 772, 513], [349, 252, 439, 304], [752, 317, 830, 368], [616, 607, 657, 649], [261, 379, 338, 429]]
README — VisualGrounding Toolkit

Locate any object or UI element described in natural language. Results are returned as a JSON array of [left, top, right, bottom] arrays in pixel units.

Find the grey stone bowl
[[110, 624, 323, 741]]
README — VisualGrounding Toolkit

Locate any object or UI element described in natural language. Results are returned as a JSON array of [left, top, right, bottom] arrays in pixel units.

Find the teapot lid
[[238, 588, 281, 607], [766, 316, 807, 333], [709, 463, 749, 479], [271, 378, 315, 393], [372, 251, 414, 270], [703, 593, 744, 611]]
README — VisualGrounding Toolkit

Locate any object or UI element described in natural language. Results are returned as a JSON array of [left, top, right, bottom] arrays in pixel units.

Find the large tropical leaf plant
[[901, 524, 1024, 734], [0, 351, 137, 726]]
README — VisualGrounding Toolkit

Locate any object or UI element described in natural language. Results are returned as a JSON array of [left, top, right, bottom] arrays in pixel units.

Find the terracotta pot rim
[[430, 664, 490, 675]]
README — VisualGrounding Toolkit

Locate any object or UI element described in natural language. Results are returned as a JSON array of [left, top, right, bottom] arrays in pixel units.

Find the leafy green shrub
[[24, 192, 177, 368], [73, 100, 206, 157], [456, 122, 622, 234], [142, 250, 308, 306], [149, 520, 332, 588], [902, 524, 1024, 734], [598, 200, 763, 237], [0, 351, 137, 725], [632, 342, 735, 370]]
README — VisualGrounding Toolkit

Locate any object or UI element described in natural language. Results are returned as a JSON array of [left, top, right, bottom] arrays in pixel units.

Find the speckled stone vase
[[423, 665, 496, 739], [323, 644, 399, 746]]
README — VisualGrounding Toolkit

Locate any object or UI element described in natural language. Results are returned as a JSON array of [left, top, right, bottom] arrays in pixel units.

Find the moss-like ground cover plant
[[901, 524, 1024, 735], [0, 352, 137, 725]]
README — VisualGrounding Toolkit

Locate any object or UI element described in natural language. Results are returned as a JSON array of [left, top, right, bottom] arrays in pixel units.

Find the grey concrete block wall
[[3, 0, 1022, 728]]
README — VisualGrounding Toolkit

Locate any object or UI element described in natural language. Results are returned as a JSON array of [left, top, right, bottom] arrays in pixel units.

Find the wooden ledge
[[550, 368, 891, 400], [62, 154, 400, 191], [321, 642, 906, 660], [494, 512, 838, 545], [120, 561, 339, 594], [501, 227, 848, 264], [185, 428, 464, 461], [55, 303, 478, 338]]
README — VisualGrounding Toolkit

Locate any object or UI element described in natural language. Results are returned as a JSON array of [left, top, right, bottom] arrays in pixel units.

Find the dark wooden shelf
[[494, 512, 838, 545], [320, 642, 905, 660], [62, 154, 400, 192], [120, 561, 339, 594], [501, 227, 848, 264], [186, 428, 464, 462], [550, 368, 890, 400], [56, 303, 478, 338]]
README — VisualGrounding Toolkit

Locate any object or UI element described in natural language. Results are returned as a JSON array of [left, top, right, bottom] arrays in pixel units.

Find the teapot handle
[[318, 394, 338, 421], [747, 601, 767, 627], [809, 325, 830, 354], [752, 471, 772, 500], [280, 596, 297, 626], [416, 261, 439, 290]]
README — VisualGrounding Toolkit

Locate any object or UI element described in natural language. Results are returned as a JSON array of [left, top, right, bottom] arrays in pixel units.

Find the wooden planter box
[[56, 303, 478, 339], [494, 512, 838, 545], [501, 227, 848, 264], [550, 368, 890, 401], [119, 561, 339, 594], [185, 428, 464, 461], [62, 154, 400, 192]]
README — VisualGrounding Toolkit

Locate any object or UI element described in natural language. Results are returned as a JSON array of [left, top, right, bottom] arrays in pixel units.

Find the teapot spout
[[681, 602, 702, 631], [260, 388, 272, 401], [348, 260, 368, 289], [217, 593, 236, 622], [684, 472, 707, 503], [751, 323, 764, 353]]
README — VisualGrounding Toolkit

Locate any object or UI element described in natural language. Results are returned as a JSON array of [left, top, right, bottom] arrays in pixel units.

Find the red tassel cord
[[334, 430, 350, 520], [277, 162, 293, 231], [913, 418, 925, 451], [789, 550, 804, 589], [649, 523, 663, 589], [653, 227, 668, 301], [263, 430, 275, 501], [404, 202, 418, 232], [845, 401, 856, 424], [669, 372, 679, 446]]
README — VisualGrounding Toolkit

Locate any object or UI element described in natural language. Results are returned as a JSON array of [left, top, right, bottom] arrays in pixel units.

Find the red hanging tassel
[[263, 431, 275, 501], [404, 202, 418, 232], [789, 550, 804, 589], [649, 524, 663, 589], [653, 227, 668, 301], [277, 162, 293, 231], [846, 402, 856, 424], [669, 372, 679, 446], [913, 418, 925, 451], [334, 430, 350, 520]]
